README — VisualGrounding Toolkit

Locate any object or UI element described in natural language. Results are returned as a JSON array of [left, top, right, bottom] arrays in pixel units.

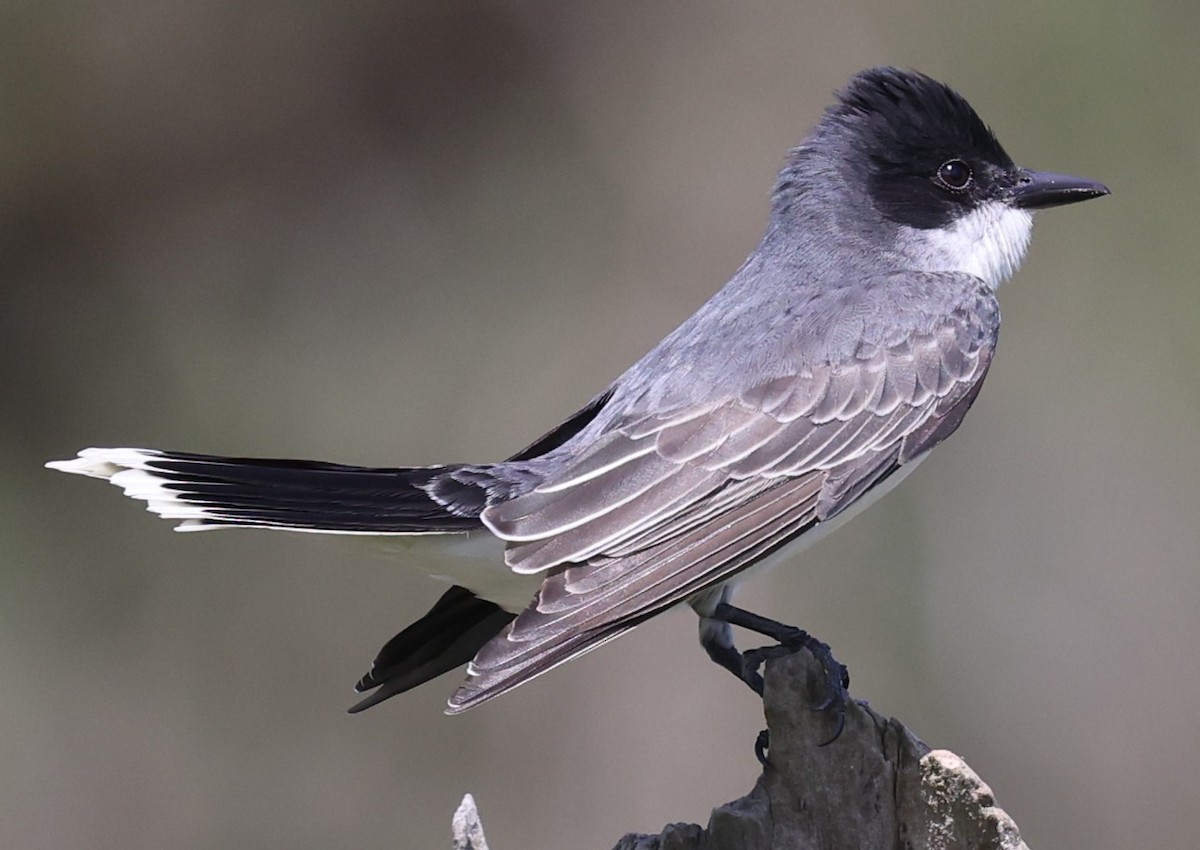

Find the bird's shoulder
[[612, 269, 999, 423]]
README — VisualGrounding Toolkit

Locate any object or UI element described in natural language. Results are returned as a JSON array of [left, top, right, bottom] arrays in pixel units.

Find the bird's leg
[[697, 614, 774, 767], [699, 618, 766, 695], [707, 602, 850, 750]]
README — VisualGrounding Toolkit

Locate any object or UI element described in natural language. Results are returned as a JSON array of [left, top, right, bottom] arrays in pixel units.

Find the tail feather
[[349, 585, 514, 713], [46, 447, 484, 534]]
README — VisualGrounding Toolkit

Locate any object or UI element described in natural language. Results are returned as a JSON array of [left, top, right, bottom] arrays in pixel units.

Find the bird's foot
[[743, 628, 850, 747], [704, 603, 852, 754]]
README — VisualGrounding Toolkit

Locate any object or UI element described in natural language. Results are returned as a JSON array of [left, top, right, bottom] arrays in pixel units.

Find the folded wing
[[451, 295, 997, 711]]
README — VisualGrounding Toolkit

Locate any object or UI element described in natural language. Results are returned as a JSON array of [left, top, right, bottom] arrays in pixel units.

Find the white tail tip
[[45, 447, 165, 480]]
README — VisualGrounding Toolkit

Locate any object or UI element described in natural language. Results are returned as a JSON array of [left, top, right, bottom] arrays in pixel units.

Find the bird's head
[[775, 67, 1109, 288]]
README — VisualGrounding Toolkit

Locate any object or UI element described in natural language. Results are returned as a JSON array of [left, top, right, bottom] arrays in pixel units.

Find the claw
[[754, 729, 772, 768], [798, 634, 850, 744], [818, 709, 847, 747]]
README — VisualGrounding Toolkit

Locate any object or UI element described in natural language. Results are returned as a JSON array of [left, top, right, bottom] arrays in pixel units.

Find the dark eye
[[935, 159, 972, 191]]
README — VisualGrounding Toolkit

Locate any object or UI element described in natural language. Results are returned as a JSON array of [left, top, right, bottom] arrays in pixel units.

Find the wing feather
[[500, 476, 820, 646], [655, 405, 759, 462], [457, 280, 999, 710], [502, 465, 725, 572], [522, 436, 656, 496], [449, 474, 825, 711], [485, 448, 680, 541]]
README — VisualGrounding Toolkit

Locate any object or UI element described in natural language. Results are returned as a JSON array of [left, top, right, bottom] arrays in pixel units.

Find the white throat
[[898, 200, 1033, 289]]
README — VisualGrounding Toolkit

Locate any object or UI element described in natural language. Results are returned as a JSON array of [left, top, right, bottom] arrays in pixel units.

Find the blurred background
[[5, 2, 1197, 848]]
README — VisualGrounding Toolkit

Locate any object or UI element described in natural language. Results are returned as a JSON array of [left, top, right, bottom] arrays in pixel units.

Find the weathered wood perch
[[451, 649, 1029, 850]]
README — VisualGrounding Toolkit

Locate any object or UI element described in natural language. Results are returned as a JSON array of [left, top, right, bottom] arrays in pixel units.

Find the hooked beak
[[1009, 169, 1110, 210]]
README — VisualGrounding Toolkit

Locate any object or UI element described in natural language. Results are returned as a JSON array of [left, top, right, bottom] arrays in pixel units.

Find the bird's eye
[[935, 159, 972, 191]]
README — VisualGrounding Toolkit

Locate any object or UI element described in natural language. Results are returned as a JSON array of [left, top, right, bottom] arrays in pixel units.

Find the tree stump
[[453, 649, 1030, 850]]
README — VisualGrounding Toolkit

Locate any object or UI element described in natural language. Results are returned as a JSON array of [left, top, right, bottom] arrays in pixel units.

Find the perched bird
[[47, 67, 1108, 723]]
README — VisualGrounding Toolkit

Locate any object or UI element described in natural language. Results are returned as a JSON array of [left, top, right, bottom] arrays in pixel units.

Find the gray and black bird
[[48, 67, 1109, 723]]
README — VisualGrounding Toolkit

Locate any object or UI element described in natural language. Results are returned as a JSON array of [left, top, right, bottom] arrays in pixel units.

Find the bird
[[47, 67, 1109, 723]]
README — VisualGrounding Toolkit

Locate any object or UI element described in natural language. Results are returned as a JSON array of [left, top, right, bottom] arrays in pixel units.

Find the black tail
[[46, 447, 485, 533], [49, 448, 520, 711], [349, 586, 515, 712]]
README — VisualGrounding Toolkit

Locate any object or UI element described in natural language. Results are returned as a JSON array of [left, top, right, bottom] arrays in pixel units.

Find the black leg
[[700, 624, 766, 695]]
